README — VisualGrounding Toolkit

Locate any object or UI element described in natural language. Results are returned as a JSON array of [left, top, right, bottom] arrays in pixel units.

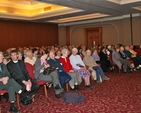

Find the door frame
[[84, 27, 102, 47]]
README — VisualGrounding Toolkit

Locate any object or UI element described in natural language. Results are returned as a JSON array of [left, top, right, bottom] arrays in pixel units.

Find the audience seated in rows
[[2, 43, 141, 112]]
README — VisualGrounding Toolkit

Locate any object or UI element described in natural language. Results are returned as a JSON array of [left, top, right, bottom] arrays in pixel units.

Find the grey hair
[[61, 49, 68, 55], [72, 48, 78, 53], [26, 50, 32, 57]]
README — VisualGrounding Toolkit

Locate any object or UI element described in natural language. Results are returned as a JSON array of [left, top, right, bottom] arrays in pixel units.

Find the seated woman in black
[[48, 51, 71, 89], [99, 46, 113, 72]]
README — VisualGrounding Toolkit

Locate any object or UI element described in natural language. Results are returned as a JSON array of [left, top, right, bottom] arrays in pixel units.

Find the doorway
[[84, 27, 102, 47]]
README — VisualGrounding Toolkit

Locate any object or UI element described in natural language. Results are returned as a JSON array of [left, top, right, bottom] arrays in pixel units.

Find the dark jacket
[[48, 58, 63, 71], [119, 52, 128, 59], [0, 63, 11, 79], [99, 52, 108, 61], [7, 60, 30, 82]]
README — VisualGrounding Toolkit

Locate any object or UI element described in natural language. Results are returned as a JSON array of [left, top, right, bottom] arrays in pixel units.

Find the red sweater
[[59, 57, 73, 72]]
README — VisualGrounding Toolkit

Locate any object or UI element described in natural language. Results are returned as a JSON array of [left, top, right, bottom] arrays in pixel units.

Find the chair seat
[[0, 90, 8, 95], [37, 80, 51, 86]]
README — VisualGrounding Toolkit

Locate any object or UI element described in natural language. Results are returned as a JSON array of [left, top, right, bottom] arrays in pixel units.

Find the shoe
[[9, 107, 19, 113], [97, 81, 102, 84], [27, 100, 32, 105], [102, 77, 110, 80], [74, 85, 84, 90], [55, 94, 61, 99], [70, 87, 76, 91], [54, 84, 61, 90], [21, 100, 30, 106], [86, 84, 94, 88], [74, 85, 79, 90]]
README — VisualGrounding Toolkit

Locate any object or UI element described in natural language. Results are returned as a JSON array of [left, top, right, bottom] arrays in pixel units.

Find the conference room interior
[[0, 0, 141, 113]]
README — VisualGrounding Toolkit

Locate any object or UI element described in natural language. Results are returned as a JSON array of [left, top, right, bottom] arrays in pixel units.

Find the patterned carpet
[[1, 71, 141, 113]]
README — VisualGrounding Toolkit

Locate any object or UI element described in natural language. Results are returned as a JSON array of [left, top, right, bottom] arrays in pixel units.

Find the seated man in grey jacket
[[112, 46, 131, 73]]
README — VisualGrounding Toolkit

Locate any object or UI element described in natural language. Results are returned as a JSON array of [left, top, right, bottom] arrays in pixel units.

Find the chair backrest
[[109, 52, 114, 64], [25, 63, 35, 80]]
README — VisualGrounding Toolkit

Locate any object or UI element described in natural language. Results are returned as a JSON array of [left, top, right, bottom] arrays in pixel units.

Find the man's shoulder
[[7, 60, 13, 66]]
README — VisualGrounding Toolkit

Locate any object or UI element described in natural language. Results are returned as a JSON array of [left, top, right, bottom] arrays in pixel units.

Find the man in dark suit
[[7, 50, 39, 105], [0, 51, 24, 112]]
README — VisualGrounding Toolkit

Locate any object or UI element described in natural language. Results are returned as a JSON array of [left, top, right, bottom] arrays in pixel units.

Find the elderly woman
[[59, 49, 82, 90], [34, 50, 63, 99], [69, 48, 93, 88], [83, 49, 110, 84], [48, 51, 71, 88], [24, 50, 36, 66]]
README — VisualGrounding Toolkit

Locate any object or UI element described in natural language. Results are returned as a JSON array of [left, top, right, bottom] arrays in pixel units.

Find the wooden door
[[84, 27, 102, 47]]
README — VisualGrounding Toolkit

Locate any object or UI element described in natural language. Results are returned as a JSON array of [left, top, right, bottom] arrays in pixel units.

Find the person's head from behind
[[0, 51, 4, 63], [72, 48, 78, 56], [61, 49, 68, 58], [49, 51, 55, 59], [26, 50, 33, 59], [86, 49, 92, 56]]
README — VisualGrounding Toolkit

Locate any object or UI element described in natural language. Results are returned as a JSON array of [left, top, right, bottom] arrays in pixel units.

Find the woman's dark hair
[[32, 48, 38, 53], [100, 46, 105, 52]]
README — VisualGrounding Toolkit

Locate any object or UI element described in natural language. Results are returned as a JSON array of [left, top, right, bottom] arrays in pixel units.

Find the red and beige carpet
[[1, 71, 141, 113]]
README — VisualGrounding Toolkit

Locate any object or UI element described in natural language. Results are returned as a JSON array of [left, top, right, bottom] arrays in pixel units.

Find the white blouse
[[69, 54, 85, 69]]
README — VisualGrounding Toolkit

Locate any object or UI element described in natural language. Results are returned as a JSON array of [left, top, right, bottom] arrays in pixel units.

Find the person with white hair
[[24, 50, 36, 66], [59, 49, 82, 90], [69, 48, 93, 88]]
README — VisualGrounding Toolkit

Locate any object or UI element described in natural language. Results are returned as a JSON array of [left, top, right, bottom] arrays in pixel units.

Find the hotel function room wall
[[59, 16, 141, 46], [0, 20, 58, 51]]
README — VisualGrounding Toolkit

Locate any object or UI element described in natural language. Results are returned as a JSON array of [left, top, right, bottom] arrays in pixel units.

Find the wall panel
[[0, 20, 58, 51]]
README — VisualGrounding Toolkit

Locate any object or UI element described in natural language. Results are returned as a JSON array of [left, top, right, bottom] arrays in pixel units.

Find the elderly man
[[83, 49, 110, 84]]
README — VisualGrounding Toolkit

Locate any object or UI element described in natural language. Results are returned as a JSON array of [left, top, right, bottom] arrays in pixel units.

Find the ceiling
[[0, 0, 141, 24]]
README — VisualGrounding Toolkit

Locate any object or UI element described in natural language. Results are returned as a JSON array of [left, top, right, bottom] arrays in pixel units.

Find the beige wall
[[59, 26, 66, 46], [59, 16, 141, 46]]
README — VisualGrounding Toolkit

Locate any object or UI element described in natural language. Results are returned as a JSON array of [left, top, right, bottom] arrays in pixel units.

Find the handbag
[[43, 67, 56, 75]]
